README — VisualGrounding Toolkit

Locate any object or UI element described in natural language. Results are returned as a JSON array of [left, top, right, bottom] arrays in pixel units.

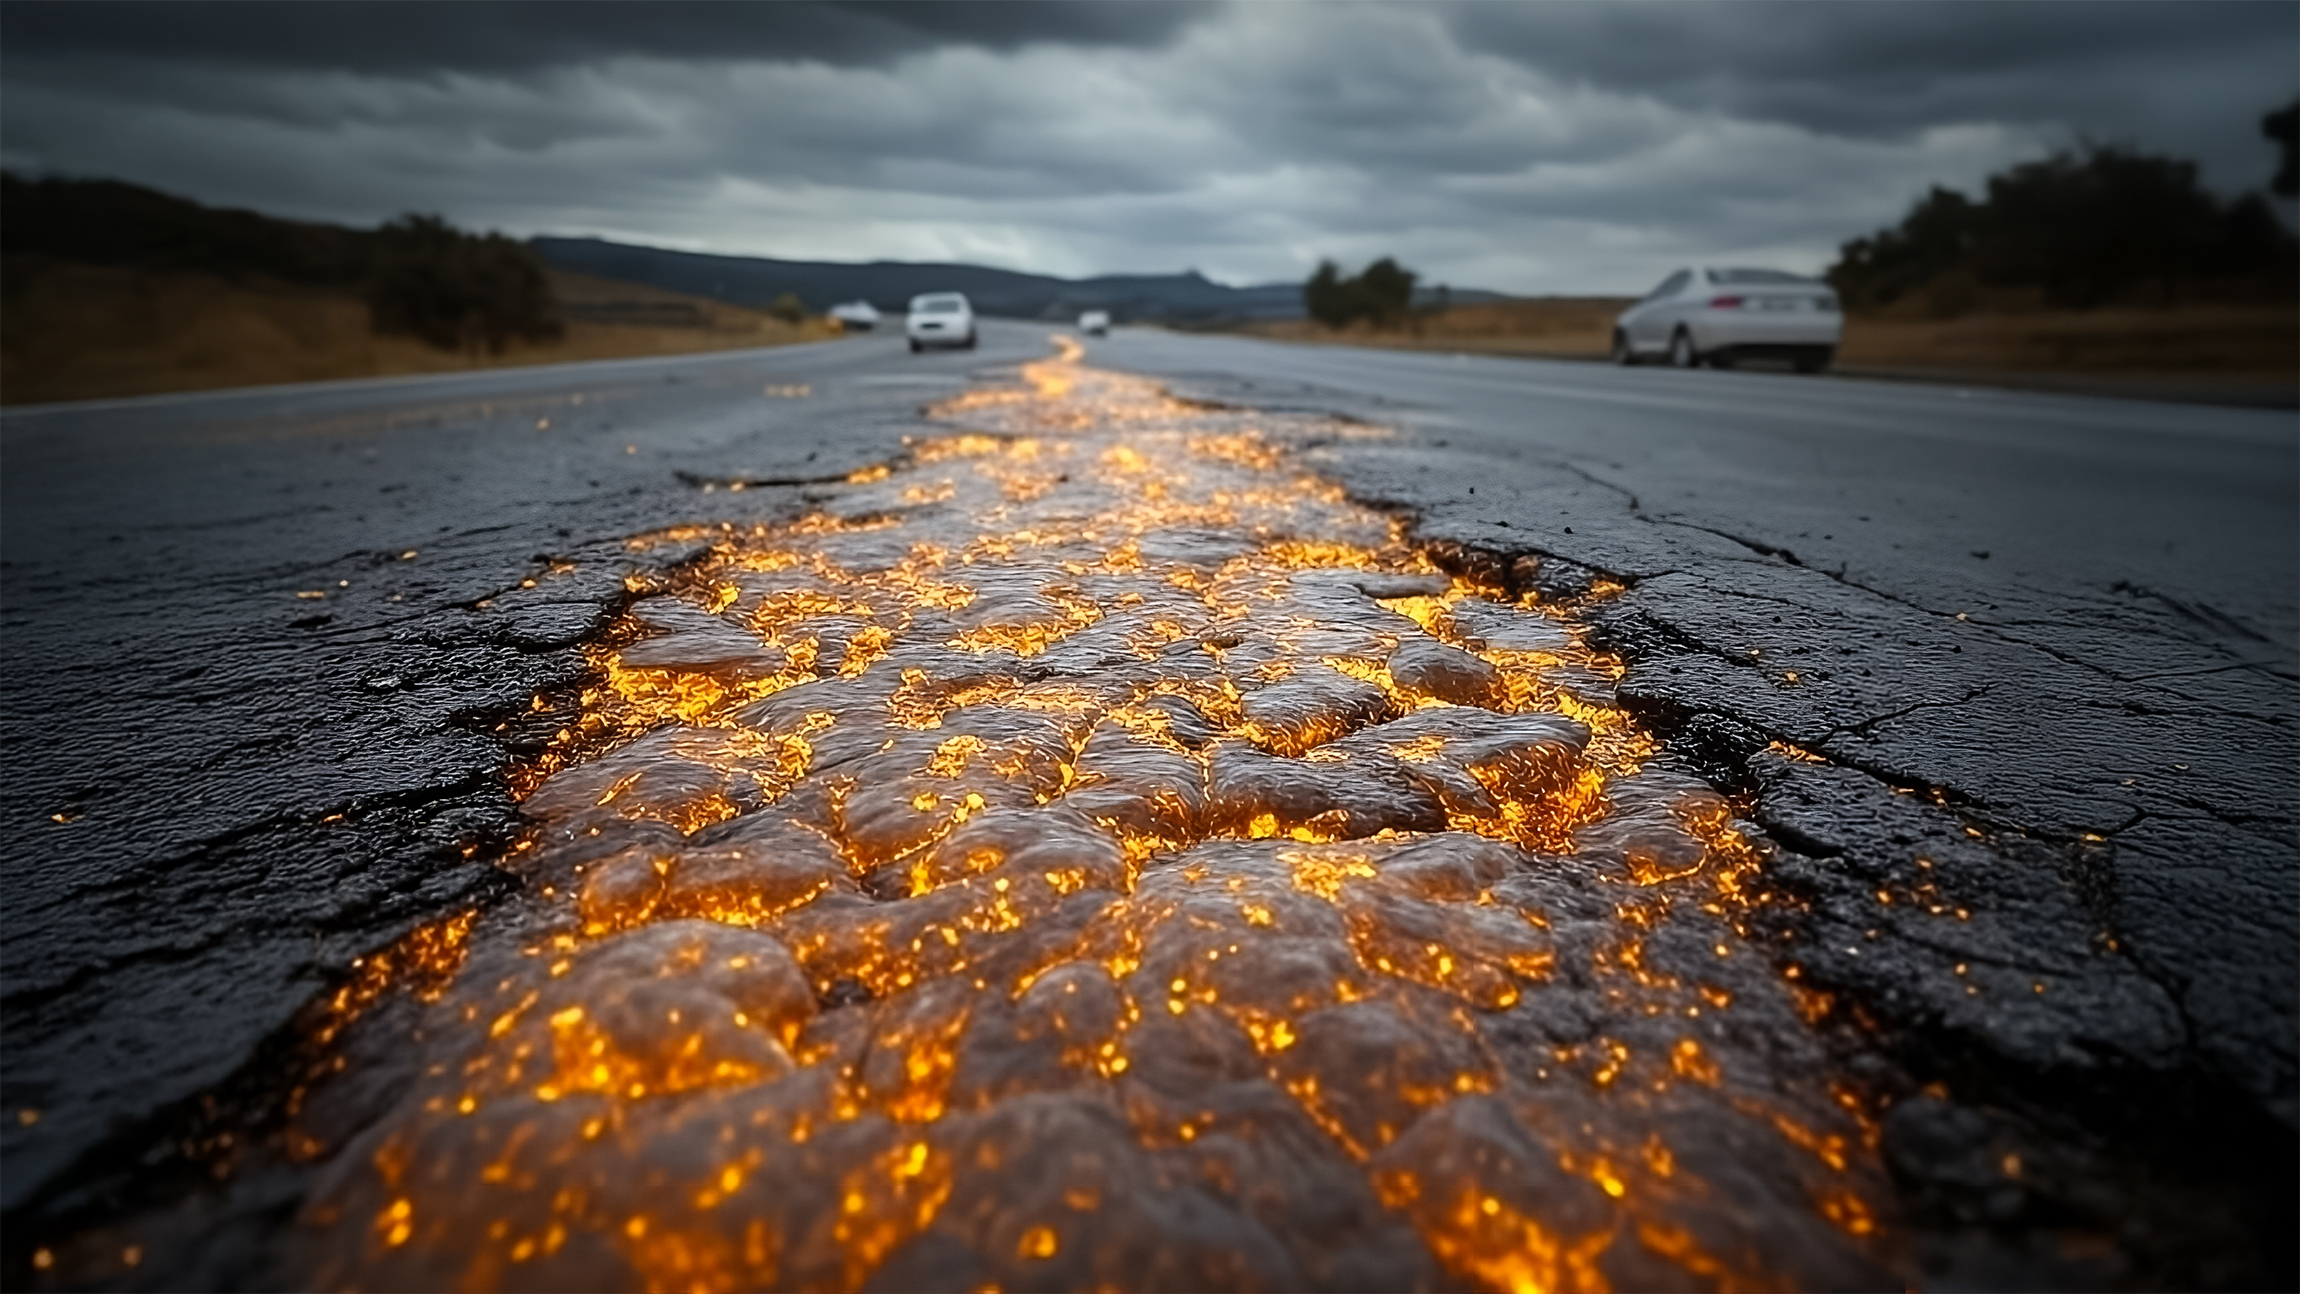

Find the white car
[[828, 300, 881, 331], [1077, 310, 1110, 337], [1613, 267, 1840, 372], [906, 292, 977, 352]]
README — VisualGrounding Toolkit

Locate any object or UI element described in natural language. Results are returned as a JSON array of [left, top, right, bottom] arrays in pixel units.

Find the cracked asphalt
[[3, 321, 2293, 1288]]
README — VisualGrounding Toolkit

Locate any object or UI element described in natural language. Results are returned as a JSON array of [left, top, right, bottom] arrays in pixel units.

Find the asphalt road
[[2, 328, 1029, 1213], [4, 318, 2293, 1286], [1092, 328, 2297, 647]]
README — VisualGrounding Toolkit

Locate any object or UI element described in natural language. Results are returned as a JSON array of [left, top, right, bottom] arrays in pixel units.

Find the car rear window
[[1645, 270, 1691, 300], [1706, 269, 1818, 285], [913, 296, 966, 313]]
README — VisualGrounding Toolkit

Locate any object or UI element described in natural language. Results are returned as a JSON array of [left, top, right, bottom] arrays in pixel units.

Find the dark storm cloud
[[0, 1, 1219, 74], [1436, 1, 2300, 195], [1, 1, 2292, 292], [1442, 2, 2297, 137]]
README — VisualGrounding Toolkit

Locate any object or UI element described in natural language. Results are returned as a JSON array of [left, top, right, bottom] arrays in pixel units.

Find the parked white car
[[828, 300, 881, 331], [1613, 268, 1840, 371], [1077, 310, 1111, 337], [906, 293, 977, 352]]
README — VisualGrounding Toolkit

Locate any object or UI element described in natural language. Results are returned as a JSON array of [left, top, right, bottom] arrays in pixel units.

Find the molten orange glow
[[279, 345, 1888, 1293], [308, 909, 478, 1050]]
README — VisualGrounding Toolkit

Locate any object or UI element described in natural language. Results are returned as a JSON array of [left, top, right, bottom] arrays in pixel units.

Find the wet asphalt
[[3, 318, 2293, 1286]]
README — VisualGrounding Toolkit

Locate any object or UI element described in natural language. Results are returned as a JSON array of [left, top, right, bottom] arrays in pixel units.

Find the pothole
[[62, 342, 1901, 1292]]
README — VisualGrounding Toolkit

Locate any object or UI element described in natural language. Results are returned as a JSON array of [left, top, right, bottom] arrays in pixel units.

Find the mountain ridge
[[531, 236, 1507, 322]]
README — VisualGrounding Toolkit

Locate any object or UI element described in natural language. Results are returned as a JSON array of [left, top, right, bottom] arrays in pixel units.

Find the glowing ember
[[288, 342, 1892, 1291]]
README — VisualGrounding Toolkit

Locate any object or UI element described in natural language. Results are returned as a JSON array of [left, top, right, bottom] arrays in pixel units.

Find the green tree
[[1827, 186, 1976, 309], [1354, 257, 1417, 326], [1302, 257, 1419, 328], [1303, 260, 1349, 327], [2266, 99, 2297, 197], [366, 215, 562, 353], [1975, 147, 2227, 307], [1828, 142, 2297, 311]]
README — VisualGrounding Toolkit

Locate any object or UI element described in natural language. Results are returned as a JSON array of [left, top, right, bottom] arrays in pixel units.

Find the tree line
[[2, 173, 562, 353], [1827, 138, 2297, 312], [1302, 256, 1417, 328]]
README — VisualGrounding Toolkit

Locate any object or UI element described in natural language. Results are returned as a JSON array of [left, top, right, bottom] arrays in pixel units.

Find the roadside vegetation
[[0, 175, 838, 405], [1302, 257, 1418, 328], [364, 213, 564, 354], [1829, 138, 2295, 314]]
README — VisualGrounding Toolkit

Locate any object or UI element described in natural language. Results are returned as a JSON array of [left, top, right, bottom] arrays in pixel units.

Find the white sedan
[[828, 300, 881, 331], [906, 292, 977, 352], [1077, 310, 1110, 336], [1613, 268, 1840, 372]]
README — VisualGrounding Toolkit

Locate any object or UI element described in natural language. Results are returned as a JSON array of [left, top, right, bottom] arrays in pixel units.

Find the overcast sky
[[4, 1, 2294, 293]]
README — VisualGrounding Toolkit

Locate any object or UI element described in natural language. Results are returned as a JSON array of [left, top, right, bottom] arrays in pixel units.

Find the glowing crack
[[288, 340, 1896, 1293]]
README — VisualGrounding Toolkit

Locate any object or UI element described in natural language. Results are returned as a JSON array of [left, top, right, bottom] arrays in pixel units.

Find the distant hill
[[0, 176, 836, 404], [531, 236, 1509, 323], [0, 170, 1515, 329], [4, 173, 563, 353], [2, 171, 372, 287], [531, 236, 1296, 321]]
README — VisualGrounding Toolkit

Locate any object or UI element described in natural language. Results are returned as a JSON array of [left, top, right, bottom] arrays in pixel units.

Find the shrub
[[1303, 257, 1418, 328], [366, 214, 562, 353], [1304, 261, 1346, 327], [2267, 98, 2297, 198], [766, 292, 808, 325]]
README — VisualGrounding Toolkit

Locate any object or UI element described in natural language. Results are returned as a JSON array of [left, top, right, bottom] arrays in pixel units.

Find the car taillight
[[1708, 295, 1744, 308]]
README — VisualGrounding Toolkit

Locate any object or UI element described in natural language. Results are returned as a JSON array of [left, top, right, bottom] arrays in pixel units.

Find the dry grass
[[1232, 298, 1625, 360], [1232, 294, 2296, 384], [0, 258, 843, 406], [1836, 305, 2296, 377]]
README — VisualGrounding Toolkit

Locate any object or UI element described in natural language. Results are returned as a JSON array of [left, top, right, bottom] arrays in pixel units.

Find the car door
[[1628, 270, 1690, 351]]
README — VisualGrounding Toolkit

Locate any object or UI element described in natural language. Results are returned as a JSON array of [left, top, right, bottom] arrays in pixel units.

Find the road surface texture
[[3, 321, 2292, 1291]]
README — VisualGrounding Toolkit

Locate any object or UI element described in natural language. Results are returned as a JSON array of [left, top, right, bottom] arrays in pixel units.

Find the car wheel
[[1668, 330, 1697, 368], [1794, 346, 1834, 374], [1610, 330, 1635, 366], [909, 339, 922, 353], [964, 331, 978, 350], [1707, 349, 1736, 370]]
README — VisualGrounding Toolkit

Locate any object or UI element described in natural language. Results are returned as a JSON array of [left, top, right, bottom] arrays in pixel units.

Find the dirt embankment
[[1229, 295, 2299, 394], [0, 261, 842, 406]]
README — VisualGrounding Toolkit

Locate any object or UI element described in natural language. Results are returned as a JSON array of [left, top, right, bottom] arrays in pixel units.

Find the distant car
[[829, 300, 881, 331], [1077, 310, 1111, 336], [1613, 268, 1840, 372], [906, 293, 977, 352]]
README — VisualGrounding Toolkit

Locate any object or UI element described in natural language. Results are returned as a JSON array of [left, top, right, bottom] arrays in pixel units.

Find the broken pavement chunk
[[1385, 634, 1506, 707], [1205, 739, 1445, 839], [616, 597, 786, 677], [1446, 597, 1576, 653]]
